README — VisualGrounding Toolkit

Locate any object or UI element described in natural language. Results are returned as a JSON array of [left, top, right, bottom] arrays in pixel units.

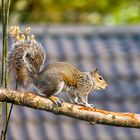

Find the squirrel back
[[35, 61, 108, 96], [39, 62, 107, 89], [39, 62, 81, 86]]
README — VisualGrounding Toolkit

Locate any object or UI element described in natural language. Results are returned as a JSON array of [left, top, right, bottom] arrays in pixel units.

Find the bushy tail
[[8, 26, 46, 88]]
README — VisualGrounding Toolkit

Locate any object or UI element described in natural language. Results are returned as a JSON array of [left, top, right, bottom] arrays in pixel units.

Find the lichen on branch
[[0, 88, 140, 128]]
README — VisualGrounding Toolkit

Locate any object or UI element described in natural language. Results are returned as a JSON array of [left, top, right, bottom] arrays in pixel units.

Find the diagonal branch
[[0, 88, 140, 128]]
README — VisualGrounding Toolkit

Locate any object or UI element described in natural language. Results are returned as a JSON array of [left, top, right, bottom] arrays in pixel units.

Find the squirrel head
[[90, 68, 108, 90]]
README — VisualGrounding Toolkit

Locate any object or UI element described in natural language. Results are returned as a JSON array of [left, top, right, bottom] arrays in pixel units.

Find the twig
[[0, 88, 140, 129], [4, 0, 10, 88], [1, 0, 5, 86], [2, 104, 13, 140], [1, 0, 11, 139]]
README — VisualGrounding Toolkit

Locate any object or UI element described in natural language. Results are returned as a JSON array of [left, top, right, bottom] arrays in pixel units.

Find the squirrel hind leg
[[48, 82, 65, 107]]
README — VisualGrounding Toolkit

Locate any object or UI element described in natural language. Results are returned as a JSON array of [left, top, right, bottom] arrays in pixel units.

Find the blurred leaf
[[0, 0, 140, 25]]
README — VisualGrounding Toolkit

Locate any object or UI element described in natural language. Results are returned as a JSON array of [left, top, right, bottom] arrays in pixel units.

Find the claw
[[53, 98, 64, 107], [76, 102, 95, 108], [86, 104, 96, 108], [49, 96, 64, 107]]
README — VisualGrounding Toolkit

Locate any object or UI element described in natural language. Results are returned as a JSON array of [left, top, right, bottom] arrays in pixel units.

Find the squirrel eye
[[99, 76, 103, 80], [26, 53, 31, 58]]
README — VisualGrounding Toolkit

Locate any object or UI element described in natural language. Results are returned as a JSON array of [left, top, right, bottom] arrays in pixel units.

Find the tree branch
[[0, 88, 140, 128]]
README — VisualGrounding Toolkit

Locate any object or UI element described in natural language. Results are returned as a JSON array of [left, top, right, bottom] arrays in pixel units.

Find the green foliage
[[0, 0, 140, 25]]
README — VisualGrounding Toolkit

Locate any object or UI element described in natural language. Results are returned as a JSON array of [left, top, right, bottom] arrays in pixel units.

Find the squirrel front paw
[[85, 103, 96, 108], [76, 102, 95, 108]]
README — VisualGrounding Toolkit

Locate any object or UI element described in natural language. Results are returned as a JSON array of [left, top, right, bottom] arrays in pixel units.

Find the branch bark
[[0, 88, 140, 128]]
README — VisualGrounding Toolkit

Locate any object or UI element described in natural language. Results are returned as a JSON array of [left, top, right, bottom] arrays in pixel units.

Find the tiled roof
[[1, 25, 140, 140]]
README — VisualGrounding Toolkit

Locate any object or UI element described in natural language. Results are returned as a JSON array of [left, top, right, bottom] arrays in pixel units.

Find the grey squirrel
[[9, 26, 108, 108]]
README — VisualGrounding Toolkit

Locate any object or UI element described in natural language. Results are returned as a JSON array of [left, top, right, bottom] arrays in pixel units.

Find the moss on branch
[[0, 88, 140, 128]]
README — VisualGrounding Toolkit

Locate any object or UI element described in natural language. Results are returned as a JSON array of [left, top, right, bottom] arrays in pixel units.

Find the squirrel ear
[[91, 68, 98, 75], [94, 68, 98, 73]]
